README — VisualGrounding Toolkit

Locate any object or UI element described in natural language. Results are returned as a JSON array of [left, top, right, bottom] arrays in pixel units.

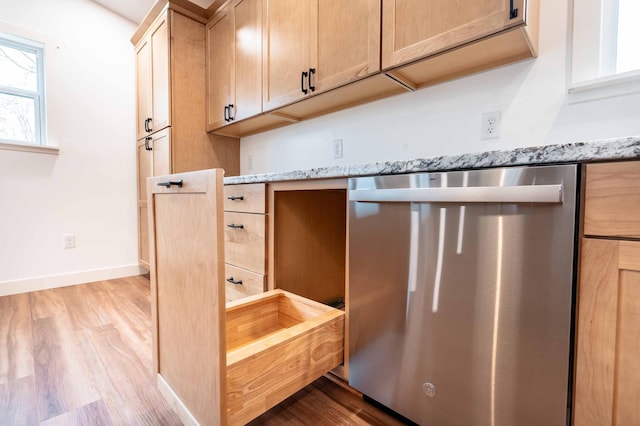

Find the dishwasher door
[[348, 165, 577, 426]]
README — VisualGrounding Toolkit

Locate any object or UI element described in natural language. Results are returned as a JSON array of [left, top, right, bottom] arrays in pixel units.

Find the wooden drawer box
[[225, 290, 344, 425], [224, 211, 266, 273], [224, 263, 265, 302], [584, 162, 640, 238], [223, 183, 266, 213]]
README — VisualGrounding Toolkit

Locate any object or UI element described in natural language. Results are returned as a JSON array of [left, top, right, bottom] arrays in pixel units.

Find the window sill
[[568, 70, 640, 104], [0, 141, 59, 155]]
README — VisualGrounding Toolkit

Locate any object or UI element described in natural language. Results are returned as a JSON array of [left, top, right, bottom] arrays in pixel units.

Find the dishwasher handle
[[349, 184, 563, 204]]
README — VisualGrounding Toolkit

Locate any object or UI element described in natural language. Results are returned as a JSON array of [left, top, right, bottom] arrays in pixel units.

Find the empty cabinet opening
[[273, 189, 347, 308]]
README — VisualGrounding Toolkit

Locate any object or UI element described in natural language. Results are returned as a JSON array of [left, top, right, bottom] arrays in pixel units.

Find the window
[[0, 32, 46, 146], [569, 0, 640, 101]]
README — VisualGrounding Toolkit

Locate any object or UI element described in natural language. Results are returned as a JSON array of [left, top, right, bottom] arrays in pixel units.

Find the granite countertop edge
[[223, 136, 640, 185]]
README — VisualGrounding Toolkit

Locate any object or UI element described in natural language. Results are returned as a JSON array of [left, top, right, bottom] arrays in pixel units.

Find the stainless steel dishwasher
[[348, 165, 577, 426]]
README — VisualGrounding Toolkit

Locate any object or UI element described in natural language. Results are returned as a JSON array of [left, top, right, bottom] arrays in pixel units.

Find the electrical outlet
[[481, 111, 501, 140], [63, 234, 76, 249], [332, 139, 343, 159], [247, 154, 253, 171]]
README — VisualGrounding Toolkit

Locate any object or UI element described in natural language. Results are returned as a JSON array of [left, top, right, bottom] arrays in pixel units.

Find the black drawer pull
[[227, 196, 244, 201], [227, 223, 244, 229], [226, 277, 243, 285], [144, 117, 152, 133], [224, 105, 229, 122], [228, 104, 235, 121], [301, 71, 308, 94], [157, 180, 183, 188], [308, 68, 316, 92], [144, 136, 152, 151]]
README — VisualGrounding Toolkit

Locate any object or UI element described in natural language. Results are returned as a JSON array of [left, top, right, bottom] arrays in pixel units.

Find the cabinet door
[[151, 15, 170, 133], [381, 0, 525, 69], [148, 170, 226, 426], [137, 139, 153, 266], [312, 0, 380, 93], [152, 128, 171, 176], [207, 9, 234, 130], [135, 39, 152, 141], [263, 0, 312, 110], [575, 238, 640, 426], [234, 0, 262, 121]]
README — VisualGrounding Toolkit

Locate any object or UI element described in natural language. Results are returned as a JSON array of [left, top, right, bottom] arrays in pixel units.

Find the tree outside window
[[0, 33, 46, 146]]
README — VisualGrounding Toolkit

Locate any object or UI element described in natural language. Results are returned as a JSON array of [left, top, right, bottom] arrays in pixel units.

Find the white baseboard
[[157, 374, 201, 426], [0, 264, 148, 297]]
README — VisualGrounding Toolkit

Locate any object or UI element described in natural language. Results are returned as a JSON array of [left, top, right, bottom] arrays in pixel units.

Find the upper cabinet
[[382, 0, 539, 89], [205, 0, 539, 137], [382, 0, 525, 68], [262, 0, 382, 111], [207, 0, 263, 131], [135, 14, 170, 141]]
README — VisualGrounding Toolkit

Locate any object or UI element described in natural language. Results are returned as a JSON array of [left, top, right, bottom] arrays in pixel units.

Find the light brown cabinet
[[262, 0, 382, 111], [223, 183, 267, 302], [574, 161, 640, 426], [148, 169, 344, 425], [206, 0, 263, 132], [132, 4, 240, 268], [381, 0, 539, 90], [137, 130, 170, 267], [135, 14, 170, 141]]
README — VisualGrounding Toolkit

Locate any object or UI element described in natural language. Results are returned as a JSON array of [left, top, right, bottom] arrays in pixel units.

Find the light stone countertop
[[223, 136, 640, 185]]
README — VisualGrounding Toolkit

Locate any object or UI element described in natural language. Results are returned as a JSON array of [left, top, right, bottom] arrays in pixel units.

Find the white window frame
[[568, 0, 640, 103], [0, 28, 58, 155]]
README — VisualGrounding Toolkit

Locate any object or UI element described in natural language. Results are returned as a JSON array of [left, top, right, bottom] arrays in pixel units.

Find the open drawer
[[147, 169, 345, 425]]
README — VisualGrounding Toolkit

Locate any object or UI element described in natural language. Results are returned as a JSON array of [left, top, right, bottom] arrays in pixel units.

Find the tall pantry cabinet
[[132, 4, 240, 268]]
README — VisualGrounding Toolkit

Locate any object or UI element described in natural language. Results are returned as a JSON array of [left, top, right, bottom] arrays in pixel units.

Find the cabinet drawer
[[224, 212, 266, 273], [224, 183, 266, 213], [224, 264, 265, 302], [584, 162, 640, 238]]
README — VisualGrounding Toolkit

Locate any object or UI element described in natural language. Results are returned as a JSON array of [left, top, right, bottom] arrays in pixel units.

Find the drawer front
[[224, 264, 265, 302], [224, 212, 266, 273], [584, 162, 640, 238], [224, 183, 266, 213]]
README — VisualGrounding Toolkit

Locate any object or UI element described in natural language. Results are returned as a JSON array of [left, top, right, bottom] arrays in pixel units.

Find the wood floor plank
[[0, 294, 34, 384], [77, 323, 180, 425], [32, 315, 100, 422], [0, 375, 38, 426], [249, 376, 406, 426], [39, 399, 113, 426], [30, 289, 68, 321]]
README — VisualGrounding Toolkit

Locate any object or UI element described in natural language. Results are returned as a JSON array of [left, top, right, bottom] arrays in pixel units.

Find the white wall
[[0, 0, 139, 295], [241, 0, 640, 175]]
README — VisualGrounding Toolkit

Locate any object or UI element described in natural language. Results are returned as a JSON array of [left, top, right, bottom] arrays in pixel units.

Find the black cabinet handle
[[308, 68, 316, 92], [227, 223, 244, 229], [144, 136, 152, 151], [157, 180, 183, 188], [228, 104, 235, 121], [227, 196, 244, 201], [144, 118, 152, 133], [224, 105, 229, 122], [301, 71, 308, 94], [509, 0, 518, 18], [226, 277, 243, 285]]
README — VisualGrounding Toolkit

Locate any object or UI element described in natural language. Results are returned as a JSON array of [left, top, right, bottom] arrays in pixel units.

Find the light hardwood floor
[[0, 275, 406, 425]]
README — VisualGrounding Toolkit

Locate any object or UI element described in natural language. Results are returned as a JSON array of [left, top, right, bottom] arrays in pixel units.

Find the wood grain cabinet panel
[[224, 183, 268, 302], [206, 0, 263, 132], [575, 239, 640, 426], [133, 6, 240, 268], [382, 0, 539, 90], [584, 162, 640, 238], [575, 160, 640, 426], [263, 0, 381, 111]]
